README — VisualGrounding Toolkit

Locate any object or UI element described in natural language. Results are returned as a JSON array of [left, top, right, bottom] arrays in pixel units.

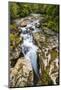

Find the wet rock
[[35, 23, 40, 28], [10, 57, 33, 87], [19, 18, 30, 27], [35, 20, 40, 28], [20, 21, 27, 27]]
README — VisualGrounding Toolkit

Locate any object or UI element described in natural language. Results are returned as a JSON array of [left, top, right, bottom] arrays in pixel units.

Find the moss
[[10, 45, 14, 50], [10, 34, 21, 44], [9, 22, 23, 50], [41, 70, 53, 85], [10, 33, 22, 49], [10, 33, 16, 41], [46, 49, 58, 70], [50, 49, 58, 61], [10, 23, 17, 30], [10, 23, 19, 35]]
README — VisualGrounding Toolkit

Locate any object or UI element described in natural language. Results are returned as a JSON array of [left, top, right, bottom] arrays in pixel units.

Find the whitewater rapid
[[20, 18, 40, 78]]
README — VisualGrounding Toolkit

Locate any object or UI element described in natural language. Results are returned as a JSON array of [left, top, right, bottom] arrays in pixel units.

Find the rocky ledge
[[33, 29, 59, 85], [10, 57, 33, 87]]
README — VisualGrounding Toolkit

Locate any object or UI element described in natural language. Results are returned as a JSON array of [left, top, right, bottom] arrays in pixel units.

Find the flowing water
[[20, 18, 40, 78], [14, 14, 58, 85]]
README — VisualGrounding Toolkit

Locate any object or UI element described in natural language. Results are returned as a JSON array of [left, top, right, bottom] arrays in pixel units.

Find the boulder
[[10, 57, 33, 87], [20, 21, 27, 27]]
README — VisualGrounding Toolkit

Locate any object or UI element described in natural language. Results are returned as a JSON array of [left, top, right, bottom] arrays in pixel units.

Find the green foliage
[[10, 23, 17, 30], [10, 33, 21, 49], [40, 5, 59, 32], [9, 23, 22, 49], [9, 2, 59, 32], [10, 23, 19, 35], [19, 4, 32, 17], [9, 2, 20, 19], [41, 14, 59, 32], [50, 49, 58, 61], [41, 70, 53, 85], [47, 49, 58, 69]]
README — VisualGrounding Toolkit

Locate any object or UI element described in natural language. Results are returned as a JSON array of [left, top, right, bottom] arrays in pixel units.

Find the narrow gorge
[[9, 14, 59, 87]]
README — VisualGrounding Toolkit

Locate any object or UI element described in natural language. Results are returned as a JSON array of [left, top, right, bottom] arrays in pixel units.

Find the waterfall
[[21, 18, 40, 78], [25, 46, 39, 78]]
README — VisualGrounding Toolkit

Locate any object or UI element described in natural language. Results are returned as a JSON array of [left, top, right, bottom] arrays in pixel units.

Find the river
[[20, 16, 41, 78]]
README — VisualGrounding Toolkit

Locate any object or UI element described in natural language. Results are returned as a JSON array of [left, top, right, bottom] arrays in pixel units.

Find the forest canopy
[[9, 2, 59, 32]]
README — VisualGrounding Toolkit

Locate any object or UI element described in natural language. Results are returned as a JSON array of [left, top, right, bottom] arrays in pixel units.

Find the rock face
[[9, 14, 59, 87], [33, 32, 45, 43], [33, 30, 59, 85], [37, 48, 59, 85], [10, 35, 23, 67], [10, 45, 21, 60], [10, 57, 33, 87], [10, 23, 23, 67]]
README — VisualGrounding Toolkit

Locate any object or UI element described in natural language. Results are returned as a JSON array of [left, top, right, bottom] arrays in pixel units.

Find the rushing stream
[[10, 14, 59, 86], [20, 18, 40, 78]]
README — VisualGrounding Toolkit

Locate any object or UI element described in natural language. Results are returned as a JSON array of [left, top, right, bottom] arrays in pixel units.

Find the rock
[[37, 47, 59, 85], [43, 28, 55, 35], [10, 15, 59, 86], [35, 22, 40, 28], [10, 45, 21, 59], [10, 57, 33, 87], [47, 36, 58, 50], [20, 18, 30, 27], [14, 19, 23, 26], [10, 23, 23, 64], [49, 57, 59, 85], [20, 21, 27, 27], [18, 27, 22, 34], [32, 21, 58, 85], [10, 33, 23, 64], [33, 32, 45, 49], [33, 32, 45, 43], [35, 20, 40, 28], [10, 24, 21, 36], [10, 44, 24, 67]]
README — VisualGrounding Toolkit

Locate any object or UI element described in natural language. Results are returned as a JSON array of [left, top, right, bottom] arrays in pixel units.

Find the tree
[[9, 2, 20, 19]]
